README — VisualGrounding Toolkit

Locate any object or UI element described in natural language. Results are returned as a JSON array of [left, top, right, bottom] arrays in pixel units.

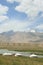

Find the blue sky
[[0, 0, 43, 33]]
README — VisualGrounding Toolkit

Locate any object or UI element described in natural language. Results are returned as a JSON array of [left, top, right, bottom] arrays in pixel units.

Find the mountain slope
[[0, 31, 43, 43]]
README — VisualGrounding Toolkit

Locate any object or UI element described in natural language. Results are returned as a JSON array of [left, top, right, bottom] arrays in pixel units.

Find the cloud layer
[[0, 19, 32, 33], [6, 0, 43, 19], [36, 24, 43, 30], [0, 4, 9, 22], [0, 0, 43, 33]]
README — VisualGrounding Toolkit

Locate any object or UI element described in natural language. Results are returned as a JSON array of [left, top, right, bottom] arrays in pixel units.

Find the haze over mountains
[[0, 30, 43, 43]]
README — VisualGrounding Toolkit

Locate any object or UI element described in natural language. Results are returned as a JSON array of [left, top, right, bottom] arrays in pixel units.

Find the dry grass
[[0, 43, 43, 65], [0, 43, 43, 52], [0, 55, 43, 65]]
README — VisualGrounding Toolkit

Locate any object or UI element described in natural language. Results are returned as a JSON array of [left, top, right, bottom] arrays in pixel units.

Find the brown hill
[[0, 31, 43, 43]]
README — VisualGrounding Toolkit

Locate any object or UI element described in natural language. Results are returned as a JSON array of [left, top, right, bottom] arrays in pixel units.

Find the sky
[[0, 0, 43, 33]]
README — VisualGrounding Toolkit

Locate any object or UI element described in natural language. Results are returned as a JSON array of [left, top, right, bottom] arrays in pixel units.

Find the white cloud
[[15, 0, 43, 19], [7, 0, 15, 3], [0, 4, 8, 15], [6, 0, 22, 3], [0, 4, 9, 22], [30, 30, 36, 33], [0, 19, 32, 33], [23, 28, 36, 33], [6, 0, 43, 19], [0, 15, 8, 22], [36, 24, 43, 30], [7, 0, 43, 18]]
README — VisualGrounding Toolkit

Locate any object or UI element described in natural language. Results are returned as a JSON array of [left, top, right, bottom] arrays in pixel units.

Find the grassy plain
[[0, 43, 43, 52], [0, 55, 43, 65], [0, 43, 43, 65]]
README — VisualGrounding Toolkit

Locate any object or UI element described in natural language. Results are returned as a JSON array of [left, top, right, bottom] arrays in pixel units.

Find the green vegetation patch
[[0, 55, 43, 65]]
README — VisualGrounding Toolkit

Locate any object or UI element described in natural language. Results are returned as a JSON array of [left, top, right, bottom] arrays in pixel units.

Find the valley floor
[[0, 55, 43, 65], [0, 43, 43, 65]]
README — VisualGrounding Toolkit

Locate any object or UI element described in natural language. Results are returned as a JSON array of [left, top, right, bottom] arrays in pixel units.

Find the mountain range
[[0, 31, 43, 43]]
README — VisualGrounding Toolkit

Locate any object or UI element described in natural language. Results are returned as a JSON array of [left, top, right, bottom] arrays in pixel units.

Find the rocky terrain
[[0, 31, 43, 43]]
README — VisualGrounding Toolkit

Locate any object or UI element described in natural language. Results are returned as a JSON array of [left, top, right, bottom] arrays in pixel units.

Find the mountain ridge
[[0, 31, 43, 43]]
